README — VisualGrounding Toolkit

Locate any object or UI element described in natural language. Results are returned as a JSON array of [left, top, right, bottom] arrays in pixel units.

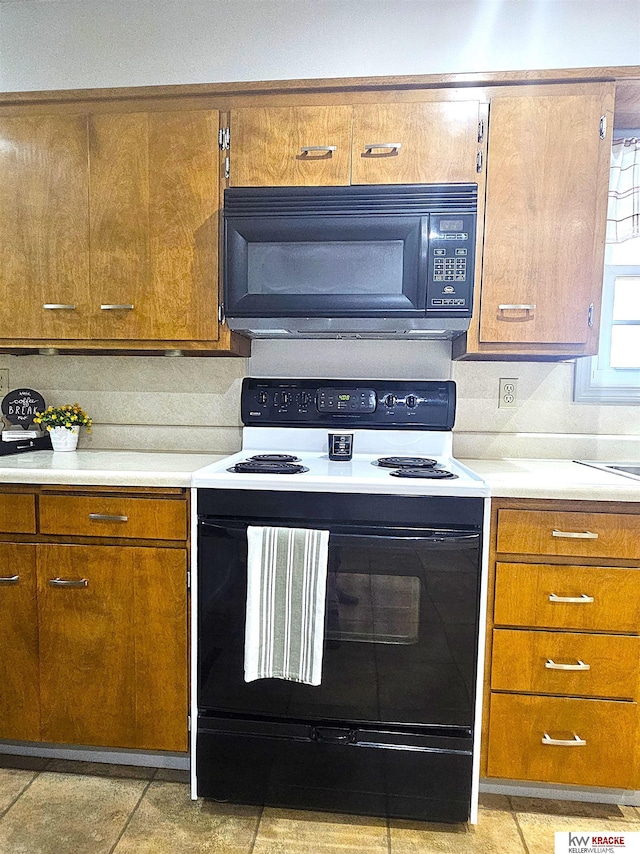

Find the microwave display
[[438, 218, 464, 232]]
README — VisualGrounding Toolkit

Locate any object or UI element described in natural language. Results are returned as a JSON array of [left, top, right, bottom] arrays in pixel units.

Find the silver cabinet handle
[[0, 575, 19, 585], [88, 513, 128, 522], [552, 529, 599, 539], [49, 577, 88, 588], [100, 304, 134, 310], [299, 145, 337, 155], [549, 593, 595, 604], [545, 659, 591, 671], [362, 142, 402, 154], [43, 304, 76, 310], [542, 733, 586, 747], [497, 304, 536, 311]]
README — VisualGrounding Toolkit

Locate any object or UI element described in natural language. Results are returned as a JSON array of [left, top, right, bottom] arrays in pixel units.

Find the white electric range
[[191, 378, 489, 825]]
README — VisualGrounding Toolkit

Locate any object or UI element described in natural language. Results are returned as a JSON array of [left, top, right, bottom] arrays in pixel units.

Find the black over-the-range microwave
[[222, 183, 477, 339]]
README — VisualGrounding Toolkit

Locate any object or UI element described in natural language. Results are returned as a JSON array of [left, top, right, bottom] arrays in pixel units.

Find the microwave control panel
[[241, 378, 456, 429], [426, 214, 476, 316]]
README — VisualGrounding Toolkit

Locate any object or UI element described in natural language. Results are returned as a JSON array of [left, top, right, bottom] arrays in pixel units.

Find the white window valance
[[607, 137, 640, 243]]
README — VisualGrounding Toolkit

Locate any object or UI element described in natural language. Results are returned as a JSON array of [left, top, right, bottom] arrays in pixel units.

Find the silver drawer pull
[[299, 145, 337, 155], [363, 142, 402, 155], [43, 304, 76, 310], [0, 575, 19, 585], [542, 732, 587, 747], [498, 304, 536, 311], [88, 513, 129, 522], [49, 577, 88, 588], [545, 659, 591, 671], [552, 529, 599, 539], [100, 304, 134, 311], [549, 593, 595, 604]]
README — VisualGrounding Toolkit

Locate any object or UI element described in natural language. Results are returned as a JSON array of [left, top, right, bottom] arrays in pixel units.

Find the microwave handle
[[419, 215, 430, 310]]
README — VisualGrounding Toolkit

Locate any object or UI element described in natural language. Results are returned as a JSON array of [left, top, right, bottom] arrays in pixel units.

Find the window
[[574, 134, 640, 403]]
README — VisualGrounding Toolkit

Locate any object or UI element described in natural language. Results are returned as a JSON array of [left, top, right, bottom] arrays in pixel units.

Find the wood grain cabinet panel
[[487, 693, 637, 789], [0, 114, 90, 340], [229, 106, 352, 187], [39, 494, 187, 540], [37, 544, 187, 751], [478, 86, 613, 349], [38, 544, 137, 747], [494, 563, 640, 634], [0, 544, 40, 742], [89, 110, 219, 342], [496, 509, 640, 559], [351, 101, 481, 185], [491, 629, 640, 700], [0, 492, 36, 534]]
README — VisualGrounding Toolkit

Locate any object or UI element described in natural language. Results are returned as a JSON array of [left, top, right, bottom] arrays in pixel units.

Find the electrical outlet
[[499, 377, 518, 408], [0, 368, 8, 398]]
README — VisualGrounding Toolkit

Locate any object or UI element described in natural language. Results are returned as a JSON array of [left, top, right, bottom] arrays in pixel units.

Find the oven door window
[[198, 524, 481, 729]]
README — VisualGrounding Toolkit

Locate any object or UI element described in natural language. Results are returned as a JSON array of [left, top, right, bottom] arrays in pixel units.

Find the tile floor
[[0, 755, 638, 854]]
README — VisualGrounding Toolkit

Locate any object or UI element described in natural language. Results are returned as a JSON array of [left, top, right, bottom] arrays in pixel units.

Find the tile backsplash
[[1, 342, 638, 461]]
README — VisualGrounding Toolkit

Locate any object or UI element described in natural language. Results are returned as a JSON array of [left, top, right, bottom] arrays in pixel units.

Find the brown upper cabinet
[[455, 82, 615, 359], [0, 108, 246, 355], [228, 99, 483, 187], [0, 114, 90, 341]]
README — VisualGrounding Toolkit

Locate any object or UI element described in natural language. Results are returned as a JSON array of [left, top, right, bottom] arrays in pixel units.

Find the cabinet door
[[0, 115, 90, 339], [479, 86, 613, 346], [38, 544, 136, 747], [37, 544, 187, 751], [351, 101, 481, 184], [89, 110, 219, 342], [229, 106, 352, 186], [0, 544, 40, 742]]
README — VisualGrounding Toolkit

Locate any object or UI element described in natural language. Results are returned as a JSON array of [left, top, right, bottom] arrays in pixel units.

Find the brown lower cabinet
[[483, 498, 640, 790], [0, 543, 40, 742], [38, 544, 187, 752], [0, 487, 189, 754]]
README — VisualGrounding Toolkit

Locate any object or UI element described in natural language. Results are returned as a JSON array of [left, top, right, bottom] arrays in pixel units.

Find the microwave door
[[224, 214, 429, 318]]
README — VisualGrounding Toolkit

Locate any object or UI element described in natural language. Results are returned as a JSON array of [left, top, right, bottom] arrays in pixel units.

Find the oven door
[[197, 516, 481, 730]]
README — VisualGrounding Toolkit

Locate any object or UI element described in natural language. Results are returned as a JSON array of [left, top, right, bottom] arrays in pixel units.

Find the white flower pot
[[49, 425, 80, 452]]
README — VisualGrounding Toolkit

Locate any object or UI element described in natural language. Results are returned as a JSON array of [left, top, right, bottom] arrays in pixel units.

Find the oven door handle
[[199, 519, 479, 545]]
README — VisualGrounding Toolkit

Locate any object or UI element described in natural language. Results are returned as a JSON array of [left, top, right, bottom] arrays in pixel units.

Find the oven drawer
[[487, 693, 638, 788], [496, 510, 640, 560], [494, 563, 640, 633], [0, 492, 36, 534], [39, 495, 187, 540], [491, 629, 640, 699], [197, 717, 473, 822]]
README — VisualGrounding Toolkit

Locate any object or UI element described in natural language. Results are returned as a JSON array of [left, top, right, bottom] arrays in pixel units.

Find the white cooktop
[[192, 428, 488, 497]]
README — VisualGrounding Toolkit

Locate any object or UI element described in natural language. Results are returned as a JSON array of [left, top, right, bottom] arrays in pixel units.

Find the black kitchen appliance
[[223, 184, 477, 339], [193, 379, 488, 823]]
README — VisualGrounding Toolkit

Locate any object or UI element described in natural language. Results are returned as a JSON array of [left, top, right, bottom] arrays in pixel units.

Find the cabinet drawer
[[487, 693, 637, 788], [492, 629, 640, 700], [39, 495, 187, 540], [497, 509, 640, 559], [494, 563, 640, 633], [0, 492, 36, 534]]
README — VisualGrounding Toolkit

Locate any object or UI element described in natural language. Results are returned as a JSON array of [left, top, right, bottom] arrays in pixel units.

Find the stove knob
[[281, 392, 293, 405], [405, 394, 417, 409], [258, 391, 268, 405], [384, 394, 397, 408]]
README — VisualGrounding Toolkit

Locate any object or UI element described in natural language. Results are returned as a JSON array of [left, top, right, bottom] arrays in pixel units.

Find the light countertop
[[1, 451, 639, 501], [0, 450, 226, 487], [462, 458, 640, 502]]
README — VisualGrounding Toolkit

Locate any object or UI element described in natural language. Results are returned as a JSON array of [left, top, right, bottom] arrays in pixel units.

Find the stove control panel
[[242, 378, 456, 430], [317, 388, 376, 413]]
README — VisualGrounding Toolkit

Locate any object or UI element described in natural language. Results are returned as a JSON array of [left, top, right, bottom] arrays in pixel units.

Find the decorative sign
[[1, 388, 46, 426]]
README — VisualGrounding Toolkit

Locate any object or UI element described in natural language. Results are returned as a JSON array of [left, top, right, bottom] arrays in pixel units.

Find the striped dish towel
[[244, 526, 330, 686]]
